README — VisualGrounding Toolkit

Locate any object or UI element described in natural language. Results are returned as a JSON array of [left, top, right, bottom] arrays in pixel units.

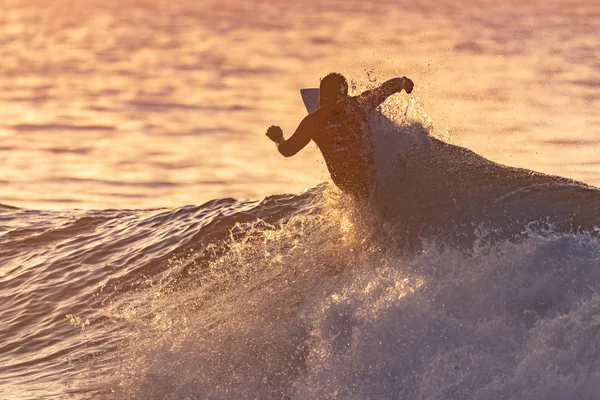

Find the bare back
[[310, 97, 374, 198]]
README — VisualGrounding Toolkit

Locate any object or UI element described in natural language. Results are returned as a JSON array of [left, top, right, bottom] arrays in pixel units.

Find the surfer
[[265, 73, 414, 198]]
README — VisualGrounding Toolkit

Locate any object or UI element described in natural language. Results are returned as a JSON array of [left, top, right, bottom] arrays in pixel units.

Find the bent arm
[[276, 115, 315, 157], [358, 77, 412, 111]]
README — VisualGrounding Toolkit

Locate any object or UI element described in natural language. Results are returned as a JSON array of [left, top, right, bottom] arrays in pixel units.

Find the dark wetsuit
[[277, 79, 408, 198]]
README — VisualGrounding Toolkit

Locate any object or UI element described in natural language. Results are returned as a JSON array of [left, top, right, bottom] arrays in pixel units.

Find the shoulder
[[303, 107, 331, 124], [294, 109, 327, 137], [345, 94, 366, 106]]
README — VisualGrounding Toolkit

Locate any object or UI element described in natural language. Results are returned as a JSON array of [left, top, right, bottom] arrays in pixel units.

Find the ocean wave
[[3, 116, 600, 399], [95, 200, 600, 399]]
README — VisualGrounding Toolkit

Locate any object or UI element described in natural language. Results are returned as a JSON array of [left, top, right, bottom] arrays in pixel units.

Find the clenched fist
[[266, 125, 284, 144]]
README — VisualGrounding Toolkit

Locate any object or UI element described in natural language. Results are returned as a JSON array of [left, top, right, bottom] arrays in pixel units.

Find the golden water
[[1, 0, 599, 209]]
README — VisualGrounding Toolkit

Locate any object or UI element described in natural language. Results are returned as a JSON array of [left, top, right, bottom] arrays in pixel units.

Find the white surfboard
[[300, 88, 320, 114]]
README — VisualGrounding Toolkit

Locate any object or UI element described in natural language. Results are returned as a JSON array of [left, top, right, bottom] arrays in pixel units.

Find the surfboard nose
[[300, 88, 320, 113]]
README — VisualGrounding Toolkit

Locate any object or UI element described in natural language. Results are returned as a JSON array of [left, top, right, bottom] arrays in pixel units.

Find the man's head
[[320, 72, 348, 107]]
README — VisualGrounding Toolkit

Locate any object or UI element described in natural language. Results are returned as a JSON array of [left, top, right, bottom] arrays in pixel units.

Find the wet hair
[[320, 72, 348, 105]]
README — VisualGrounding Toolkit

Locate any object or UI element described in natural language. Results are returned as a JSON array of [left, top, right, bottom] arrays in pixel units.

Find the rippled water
[[2, 0, 600, 209], [4, 179, 600, 399], [2, 0, 600, 399]]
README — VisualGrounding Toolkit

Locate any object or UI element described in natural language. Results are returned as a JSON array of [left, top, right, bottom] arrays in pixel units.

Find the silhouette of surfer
[[266, 73, 414, 198]]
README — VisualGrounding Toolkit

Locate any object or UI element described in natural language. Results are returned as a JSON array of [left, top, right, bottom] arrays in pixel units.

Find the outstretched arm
[[358, 77, 414, 111], [265, 114, 315, 157]]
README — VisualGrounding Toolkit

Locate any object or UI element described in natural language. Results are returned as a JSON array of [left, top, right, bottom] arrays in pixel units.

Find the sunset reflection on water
[[1, 0, 599, 209]]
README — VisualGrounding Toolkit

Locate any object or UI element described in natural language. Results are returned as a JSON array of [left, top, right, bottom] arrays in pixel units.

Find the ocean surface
[[2, 0, 600, 399]]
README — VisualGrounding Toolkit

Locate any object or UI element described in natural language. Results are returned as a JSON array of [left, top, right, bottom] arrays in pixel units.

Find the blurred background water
[[2, 0, 599, 209]]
